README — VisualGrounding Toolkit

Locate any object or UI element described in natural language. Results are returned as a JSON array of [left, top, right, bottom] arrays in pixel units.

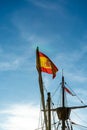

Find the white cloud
[[0, 103, 39, 130], [0, 45, 35, 71], [0, 60, 20, 71]]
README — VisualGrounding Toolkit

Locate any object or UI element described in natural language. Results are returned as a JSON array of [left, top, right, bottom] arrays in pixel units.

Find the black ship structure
[[35, 47, 87, 130]]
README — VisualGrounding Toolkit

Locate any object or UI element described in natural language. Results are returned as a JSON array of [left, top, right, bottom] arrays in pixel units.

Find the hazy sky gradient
[[0, 0, 87, 130]]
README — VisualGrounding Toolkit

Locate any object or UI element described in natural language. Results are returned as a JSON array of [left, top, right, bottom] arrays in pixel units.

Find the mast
[[36, 47, 48, 130], [62, 75, 65, 108], [61, 74, 65, 130], [47, 92, 51, 130], [57, 72, 87, 130], [36, 48, 87, 130]]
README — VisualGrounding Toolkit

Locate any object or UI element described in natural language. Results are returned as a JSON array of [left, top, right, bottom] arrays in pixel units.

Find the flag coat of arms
[[36, 47, 58, 78]]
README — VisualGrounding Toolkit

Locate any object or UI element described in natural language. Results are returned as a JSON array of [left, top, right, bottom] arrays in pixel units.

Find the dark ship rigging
[[36, 47, 87, 130]]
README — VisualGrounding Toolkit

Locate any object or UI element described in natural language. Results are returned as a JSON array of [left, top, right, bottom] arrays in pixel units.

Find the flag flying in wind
[[36, 47, 58, 78], [64, 86, 75, 96]]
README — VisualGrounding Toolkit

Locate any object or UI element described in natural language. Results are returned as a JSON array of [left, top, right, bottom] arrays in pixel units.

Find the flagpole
[[36, 47, 48, 130]]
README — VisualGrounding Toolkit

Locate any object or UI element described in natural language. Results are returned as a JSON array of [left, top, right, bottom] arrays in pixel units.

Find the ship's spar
[[51, 75, 87, 130], [39, 75, 87, 130], [36, 47, 87, 130]]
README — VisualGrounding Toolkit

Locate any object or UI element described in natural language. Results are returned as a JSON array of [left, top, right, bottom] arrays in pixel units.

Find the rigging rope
[[71, 121, 87, 129], [65, 82, 86, 105], [52, 83, 61, 97], [35, 99, 45, 130], [51, 98, 58, 130], [71, 110, 87, 125]]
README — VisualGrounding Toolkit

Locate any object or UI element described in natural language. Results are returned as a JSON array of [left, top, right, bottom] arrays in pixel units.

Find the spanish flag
[[36, 47, 58, 78]]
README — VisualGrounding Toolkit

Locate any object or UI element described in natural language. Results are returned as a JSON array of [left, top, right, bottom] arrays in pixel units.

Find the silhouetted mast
[[47, 92, 51, 130], [36, 48, 87, 130], [52, 71, 87, 130], [61, 72, 65, 130]]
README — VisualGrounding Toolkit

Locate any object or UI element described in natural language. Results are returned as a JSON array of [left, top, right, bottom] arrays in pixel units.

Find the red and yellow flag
[[64, 86, 75, 96], [36, 48, 58, 78]]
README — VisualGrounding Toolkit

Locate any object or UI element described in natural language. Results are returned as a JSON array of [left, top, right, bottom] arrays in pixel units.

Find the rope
[[65, 82, 86, 105], [52, 83, 61, 97], [71, 121, 87, 129], [71, 111, 87, 125], [35, 100, 45, 130], [57, 121, 61, 130], [51, 99, 57, 130], [43, 83, 48, 95]]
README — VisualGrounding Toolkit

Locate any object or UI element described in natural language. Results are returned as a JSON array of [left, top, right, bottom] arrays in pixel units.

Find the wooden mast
[[36, 47, 48, 130], [61, 73, 65, 130], [47, 92, 51, 130], [47, 70, 87, 130], [36, 48, 87, 130], [58, 71, 87, 130]]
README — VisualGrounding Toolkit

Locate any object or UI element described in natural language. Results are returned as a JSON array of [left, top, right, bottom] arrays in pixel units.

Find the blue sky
[[0, 0, 87, 130]]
